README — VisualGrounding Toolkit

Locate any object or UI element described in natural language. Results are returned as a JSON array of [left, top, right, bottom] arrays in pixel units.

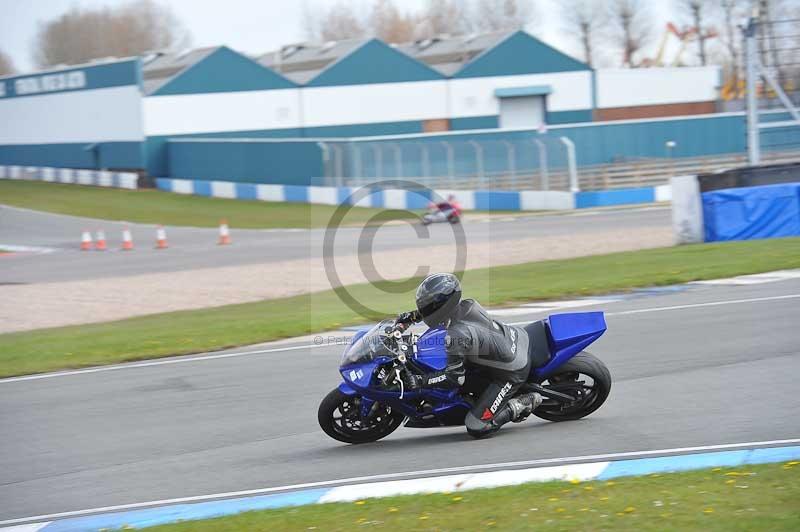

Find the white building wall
[[449, 71, 594, 118], [141, 66, 722, 137], [596, 67, 721, 109], [143, 88, 302, 136], [0, 85, 143, 144], [302, 80, 449, 127]]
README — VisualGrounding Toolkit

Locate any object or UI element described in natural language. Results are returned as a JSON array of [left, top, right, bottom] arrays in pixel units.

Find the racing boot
[[508, 392, 542, 423]]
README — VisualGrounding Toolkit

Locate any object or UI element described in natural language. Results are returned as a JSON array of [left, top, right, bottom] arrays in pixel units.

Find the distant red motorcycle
[[422, 196, 462, 225]]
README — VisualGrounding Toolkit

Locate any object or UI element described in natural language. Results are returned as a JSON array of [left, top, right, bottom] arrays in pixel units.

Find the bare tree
[[415, 0, 470, 39], [605, 0, 653, 67], [678, 0, 715, 65], [369, 0, 416, 43], [33, 0, 191, 68], [303, 1, 367, 42], [0, 50, 15, 76], [471, 0, 537, 32], [718, 0, 747, 86], [561, 0, 600, 67]]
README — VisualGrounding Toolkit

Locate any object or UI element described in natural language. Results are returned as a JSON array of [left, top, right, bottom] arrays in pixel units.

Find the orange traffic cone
[[218, 219, 231, 245], [80, 230, 92, 251], [121, 226, 134, 251], [95, 229, 107, 251], [155, 225, 168, 249]]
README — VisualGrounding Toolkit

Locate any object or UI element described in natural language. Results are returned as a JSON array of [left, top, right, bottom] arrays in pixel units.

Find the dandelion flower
[[704, 508, 714, 514], [418, 515, 429, 520], [355, 501, 366, 505], [452, 496, 463, 502], [548, 497, 559, 502], [606, 481, 616, 486], [584, 486, 594, 491], [624, 506, 636, 513], [388, 507, 399, 513]]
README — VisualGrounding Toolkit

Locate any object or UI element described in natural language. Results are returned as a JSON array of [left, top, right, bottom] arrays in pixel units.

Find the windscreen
[[341, 320, 396, 367]]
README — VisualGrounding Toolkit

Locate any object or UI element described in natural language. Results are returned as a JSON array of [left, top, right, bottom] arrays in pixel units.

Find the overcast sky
[[0, 0, 676, 74]]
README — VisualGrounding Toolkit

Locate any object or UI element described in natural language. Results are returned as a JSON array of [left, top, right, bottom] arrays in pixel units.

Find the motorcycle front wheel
[[318, 388, 405, 444]]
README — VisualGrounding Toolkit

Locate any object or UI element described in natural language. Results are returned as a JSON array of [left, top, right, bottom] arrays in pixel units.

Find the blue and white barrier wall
[[672, 175, 800, 243], [0, 165, 138, 189], [156, 178, 673, 211], [11, 442, 800, 531]]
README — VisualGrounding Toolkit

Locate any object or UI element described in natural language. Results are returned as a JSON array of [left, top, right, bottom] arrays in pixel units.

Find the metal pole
[[441, 140, 455, 185], [392, 143, 403, 178], [372, 143, 383, 179], [316, 142, 330, 186], [502, 140, 517, 189], [534, 139, 548, 191], [560, 136, 579, 193], [745, 17, 760, 165], [332, 144, 344, 187], [468, 140, 484, 186], [353, 143, 363, 185], [416, 142, 430, 181]]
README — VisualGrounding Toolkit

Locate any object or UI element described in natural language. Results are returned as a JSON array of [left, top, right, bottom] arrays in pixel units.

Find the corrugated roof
[[258, 39, 369, 85], [141, 46, 220, 94], [395, 32, 511, 76]]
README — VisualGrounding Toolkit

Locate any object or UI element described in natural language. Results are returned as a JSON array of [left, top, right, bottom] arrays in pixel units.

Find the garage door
[[499, 95, 545, 129]]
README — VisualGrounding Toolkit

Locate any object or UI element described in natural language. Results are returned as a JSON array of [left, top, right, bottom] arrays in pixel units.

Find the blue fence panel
[[167, 139, 323, 185]]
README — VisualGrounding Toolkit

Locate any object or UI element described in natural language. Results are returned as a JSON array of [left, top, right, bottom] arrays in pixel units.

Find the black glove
[[395, 310, 421, 329]]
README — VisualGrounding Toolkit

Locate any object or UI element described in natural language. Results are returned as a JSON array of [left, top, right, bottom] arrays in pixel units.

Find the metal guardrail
[[339, 149, 800, 192]]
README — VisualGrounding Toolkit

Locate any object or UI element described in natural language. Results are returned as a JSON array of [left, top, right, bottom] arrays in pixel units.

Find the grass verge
[[144, 462, 800, 531], [0, 237, 798, 377], [0, 180, 415, 229]]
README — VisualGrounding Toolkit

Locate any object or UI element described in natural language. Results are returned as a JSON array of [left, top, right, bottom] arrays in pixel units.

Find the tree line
[[1, 0, 797, 86]]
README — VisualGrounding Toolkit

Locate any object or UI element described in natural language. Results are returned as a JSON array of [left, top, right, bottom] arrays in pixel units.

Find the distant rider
[[394, 272, 541, 438]]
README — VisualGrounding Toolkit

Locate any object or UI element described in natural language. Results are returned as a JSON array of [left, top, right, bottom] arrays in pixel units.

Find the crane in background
[[641, 22, 718, 68]]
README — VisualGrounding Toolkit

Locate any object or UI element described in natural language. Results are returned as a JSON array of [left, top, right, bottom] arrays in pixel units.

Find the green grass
[[0, 180, 415, 229], [0, 237, 798, 378], [144, 462, 800, 531]]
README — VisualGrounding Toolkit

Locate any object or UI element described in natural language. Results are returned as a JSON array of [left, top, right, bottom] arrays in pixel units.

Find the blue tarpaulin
[[702, 182, 800, 242]]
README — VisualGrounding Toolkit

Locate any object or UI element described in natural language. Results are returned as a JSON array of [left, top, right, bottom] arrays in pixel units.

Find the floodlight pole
[[745, 17, 760, 166]]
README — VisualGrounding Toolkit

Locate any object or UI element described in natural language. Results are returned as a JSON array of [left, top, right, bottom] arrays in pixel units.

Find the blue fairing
[[338, 381, 357, 396], [416, 327, 448, 371], [534, 312, 606, 378]]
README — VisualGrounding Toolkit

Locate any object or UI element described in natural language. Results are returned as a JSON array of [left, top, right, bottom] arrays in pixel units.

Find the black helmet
[[415, 272, 461, 327]]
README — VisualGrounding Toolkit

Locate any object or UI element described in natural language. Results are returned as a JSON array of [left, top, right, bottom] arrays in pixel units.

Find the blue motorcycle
[[318, 312, 611, 444]]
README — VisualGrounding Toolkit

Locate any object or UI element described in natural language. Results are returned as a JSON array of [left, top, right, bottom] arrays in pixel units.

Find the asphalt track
[[0, 204, 670, 283], [1, 278, 799, 523]]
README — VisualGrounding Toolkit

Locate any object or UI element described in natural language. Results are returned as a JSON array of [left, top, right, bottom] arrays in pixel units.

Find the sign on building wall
[[0, 59, 141, 99]]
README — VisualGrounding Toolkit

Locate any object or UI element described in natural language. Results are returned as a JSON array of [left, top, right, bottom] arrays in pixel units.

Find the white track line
[[0, 344, 330, 384], [606, 293, 800, 317], [2, 438, 798, 527], [2, 293, 798, 385]]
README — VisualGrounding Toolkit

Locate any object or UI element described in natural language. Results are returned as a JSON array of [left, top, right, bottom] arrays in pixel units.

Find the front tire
[[533, 352, 611, 422], [318, 388, 405, 444]]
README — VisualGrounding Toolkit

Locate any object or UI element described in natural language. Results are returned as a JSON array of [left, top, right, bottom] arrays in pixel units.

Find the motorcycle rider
[[394, 272, 542, 438]]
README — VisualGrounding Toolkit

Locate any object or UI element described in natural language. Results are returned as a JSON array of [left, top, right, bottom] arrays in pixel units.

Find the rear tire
[[318, 388, 405, 444], [533, 352, 611, 422]]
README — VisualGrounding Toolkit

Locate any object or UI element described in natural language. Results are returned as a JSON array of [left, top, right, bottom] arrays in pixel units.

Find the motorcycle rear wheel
[[318, 388, 405, 444], [533, 352, 611, 422]]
